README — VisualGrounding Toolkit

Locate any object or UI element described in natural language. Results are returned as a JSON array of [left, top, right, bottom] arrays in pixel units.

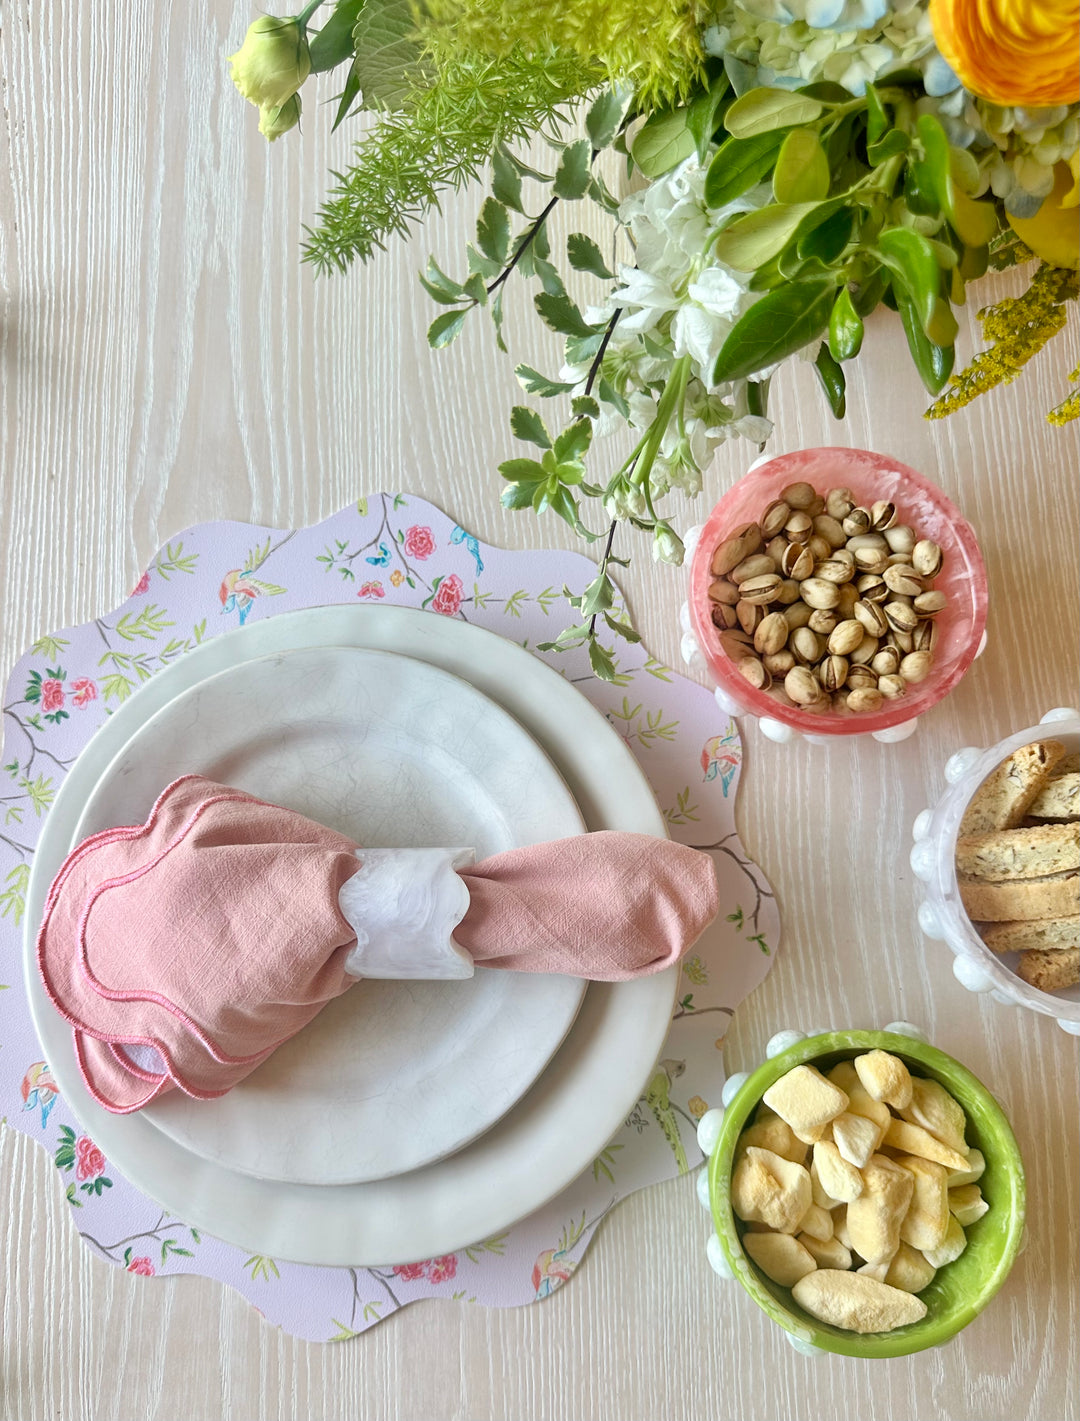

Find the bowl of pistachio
[[687, 448, 988, 742], [701, 1028, 1025, 1358]]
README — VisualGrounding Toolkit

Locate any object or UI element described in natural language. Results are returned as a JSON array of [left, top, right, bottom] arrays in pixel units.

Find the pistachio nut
[[911, 540, 943, 578], [853, 547, 891, 575], [785, 666, 825, 706], [884, 600, 919, 634], [791, 626, 822, 665], [870, 500, 897, 531], [913, 589, 947, 617], [812, 513, 848, 549], [900, 650, 933, 684], [847, 686, 884, 713], [783, 601, 814, 631], [781, 481, 818, 511], [732, 552, 779, 584], [784, 510, 813, 543], [871, 647, 902, 676], [913, 619, 938, 653], [808, 608, 838, 635], [825, 487, 855, 520], [828, 619, 865, 656], [878, 673, 907, 699], [763, 649, 796, 676], [781, 542, 816, 580], [842, 507, 872, 538], [737, 599, 764, 634], [819, 654, 849, 691], [755, 611, 790, 657], [737, 656, 771, 690], [711, 601, 739, 630], [774, 577, 802, 606], [708, 577, 740, 605], [800, 577, 841, 610], [845, 664, 878, 690], [850, 634, 879, 664], [884, 524, 916, 554], [883, 564, 923, 598], [854, 599, 889, 637], [739, 573, 784, 605], [711, 522, 762, 576], [761, 499, 793, 539], [817, 555, 857, 585], [856, 574, 889, 603]]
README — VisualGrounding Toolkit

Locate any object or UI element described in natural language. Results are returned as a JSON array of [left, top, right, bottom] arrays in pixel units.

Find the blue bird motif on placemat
[[450, 526, 484, 575]]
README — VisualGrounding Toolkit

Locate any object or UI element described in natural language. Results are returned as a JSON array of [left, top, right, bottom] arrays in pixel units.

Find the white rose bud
[[229, 15, 311, 116], [652, 522, 685, 566]]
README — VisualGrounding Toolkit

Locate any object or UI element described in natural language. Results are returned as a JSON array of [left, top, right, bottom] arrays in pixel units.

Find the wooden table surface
[[1, 4, 1077, 1419]]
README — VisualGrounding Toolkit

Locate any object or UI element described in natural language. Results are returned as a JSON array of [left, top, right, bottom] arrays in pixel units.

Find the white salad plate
[[69, 646, 587, 1187], [26, 605, 676, 1266]]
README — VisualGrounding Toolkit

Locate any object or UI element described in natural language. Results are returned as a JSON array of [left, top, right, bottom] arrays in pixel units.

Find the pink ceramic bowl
[[689, 448, 988, 738]]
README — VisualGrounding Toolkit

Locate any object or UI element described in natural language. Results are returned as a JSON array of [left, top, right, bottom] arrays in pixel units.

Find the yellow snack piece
[[856, 1260, 891, 1282], [854, 1050, 913, 1110], [846, 1154, 915, 1265], [895, 1153, 951, 1252], [799, 1232, 853, 1270], [947, 1147, 985, 1188], [884, 1241, 938, 1294], [762, 1065, 849, 1138], [810, 1156, 842, 1209], [923, 1214, 968, 1268], [844, 1084, 892, 1143], [731, 1146, 812, 1234], [791, 1269, 928, 1334], [883, 1118, 970, 1173], [833, 1205, 853, 1252], [949, 1183, 991, 1227], [799, 1202, 835, 1243], [900, 1076, 968, 1154], [827, 1061, 860, 1094], [813, 1140, 864, 1204], [743, 1230, 819, 1288], [735, 1117, 809, 1166], [831, 1111, 882, 1169]]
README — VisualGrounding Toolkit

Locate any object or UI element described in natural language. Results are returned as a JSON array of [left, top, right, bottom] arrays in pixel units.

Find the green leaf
[[588, 639, 618, 681], [420, 257, 463, 302], [704, 131, 784, 208], [828, 286, 864, 361], [510, 406, 552, 448], [878, 227, 940, 332], [865, 82, 888, 144], [713, 277, 836, 383], [925, 295, 959, 348], [916, 114, 999, 248], [533, 257, 567, 298], [549, 486, 595, 538], [476, 198, 510, 265], [868, 128, 909, 166], [711, 201, 826, 272], [724, 87, 824, 139], [685, 73, 731, 161], [895, 285, 954, 395], [462, 272, 487, 305], [491, 145, 523, 214], [427, 309, 468, 348], [553, 419, 592, 463], [579, 572, 614, 616], [553, 139, 591, 200], [491, 287, 507, 352], [501, 480, 541, 510], [632, 107, 696, 178], [466, 244, 503, 279], [586, 86, 632, 151], [797, 207, 852, 263], [309, 0, 366, 73], [572, 394, 600, 419], [351, 0, 423, 111], [814, 343, 847, 418], [331, 59, 364, 132], [534, 291, 595, 338], [499, 456, 547, 482], [603, 612, 642, 644], [515, 364, 574, 397], [772, 129, 829, 204], [567, 233, 613, 280]]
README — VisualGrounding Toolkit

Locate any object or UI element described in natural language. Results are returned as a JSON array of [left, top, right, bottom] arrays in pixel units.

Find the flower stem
[[297, 0, 327, 27], [487, 195, 560, 295], [629, 354, 692, 494]]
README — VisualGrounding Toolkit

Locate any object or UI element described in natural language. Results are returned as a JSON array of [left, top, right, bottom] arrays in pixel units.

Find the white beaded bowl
[[910, 707, 1080, 1033]]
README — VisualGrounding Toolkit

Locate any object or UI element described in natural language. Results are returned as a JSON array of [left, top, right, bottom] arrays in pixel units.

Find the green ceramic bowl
[[708, 1030, 1026, 1358]]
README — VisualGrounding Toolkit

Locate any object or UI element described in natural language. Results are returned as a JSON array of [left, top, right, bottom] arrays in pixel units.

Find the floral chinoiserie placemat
[[0, 493, 779, 1341]]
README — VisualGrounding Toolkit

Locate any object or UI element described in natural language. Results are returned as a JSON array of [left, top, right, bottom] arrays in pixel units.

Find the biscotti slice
[[1053, 753, 1080, 777], [958, 871, 1080, 922], [1016, 947, 1080, 993], [1027, 773, 1080, 821], [959, 740, 1068, 835], [978, 916, 1080, 953], [955, 822, 1080, 882]]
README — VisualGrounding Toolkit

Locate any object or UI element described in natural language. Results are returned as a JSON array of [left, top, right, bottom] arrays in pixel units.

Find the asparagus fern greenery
[[229, 0, 1079, 680]]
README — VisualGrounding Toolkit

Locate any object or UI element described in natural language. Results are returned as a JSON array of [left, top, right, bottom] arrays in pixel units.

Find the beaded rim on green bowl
[[707, 1030, 1026, 1359]]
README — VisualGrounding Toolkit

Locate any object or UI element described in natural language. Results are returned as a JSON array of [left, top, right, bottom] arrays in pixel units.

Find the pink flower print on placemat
[[76, 1135, 106, 1181], [131, 571, 151, 596], [71, 678, 98, 707], [126, 1255, 155, 1277], [403, 525, 435, 560], [425, 1255, 457, 1284], [391, 1261, 426, 1282], [357, 581, 385, 600], [427, 574, 463, 618]]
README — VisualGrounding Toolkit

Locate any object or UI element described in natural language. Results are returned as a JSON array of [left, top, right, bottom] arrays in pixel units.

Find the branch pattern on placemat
[[0, 494, 779, 1342]]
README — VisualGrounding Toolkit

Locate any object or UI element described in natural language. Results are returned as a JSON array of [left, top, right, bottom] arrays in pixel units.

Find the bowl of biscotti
[[911, 712, 1079, 1028]]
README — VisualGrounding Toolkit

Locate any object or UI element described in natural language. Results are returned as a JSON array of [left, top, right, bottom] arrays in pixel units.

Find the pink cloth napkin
[[37, 776, 718, 1114]]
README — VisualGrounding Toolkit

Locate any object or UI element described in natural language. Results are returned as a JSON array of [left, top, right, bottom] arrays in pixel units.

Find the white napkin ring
[[340, 847, 476, 980]]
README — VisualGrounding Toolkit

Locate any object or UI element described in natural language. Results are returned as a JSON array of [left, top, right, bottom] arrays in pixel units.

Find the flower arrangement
[[229, 0, 1078, 676]]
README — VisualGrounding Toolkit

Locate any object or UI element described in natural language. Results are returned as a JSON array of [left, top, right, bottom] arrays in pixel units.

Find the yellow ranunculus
[[929, 0, 1080, 106], [228, 15, 311, 114], [1008, 162, 1080, 269]]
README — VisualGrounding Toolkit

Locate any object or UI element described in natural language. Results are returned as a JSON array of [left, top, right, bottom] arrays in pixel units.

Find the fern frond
[[301, 48, 600, 272]]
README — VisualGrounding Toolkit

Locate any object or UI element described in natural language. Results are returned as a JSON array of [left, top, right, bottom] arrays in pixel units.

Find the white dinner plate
[[26, 605, 676, 1266], [70, 646, 587, 1186]]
